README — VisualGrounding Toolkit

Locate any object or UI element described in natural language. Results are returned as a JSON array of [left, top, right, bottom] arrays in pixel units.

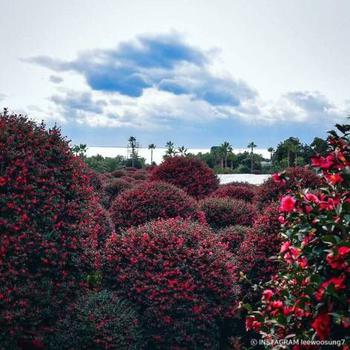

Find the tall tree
[[247, 142, 257, 173], [177, 146, 188, 156], [148, 143, 156, 164], [128, 136, 138, 167], [220, 141, 232, 168], [267, 147, 275, 161], [165, 141, 177, 158]]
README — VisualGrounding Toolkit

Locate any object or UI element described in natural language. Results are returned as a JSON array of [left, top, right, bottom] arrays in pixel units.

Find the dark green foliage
[[47, 291, 144, 350]]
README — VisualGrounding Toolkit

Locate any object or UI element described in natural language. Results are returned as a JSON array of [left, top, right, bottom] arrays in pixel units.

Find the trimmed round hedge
[[47, 290, 144, 350], [110, 181, 198, 230], [199, 197, 256, 229], [104, 218, 240, 349], [0, 111, 95, 347], [211, 183, 257, 203], [150, 156, 219, 199], [217, 225, 250, 253]]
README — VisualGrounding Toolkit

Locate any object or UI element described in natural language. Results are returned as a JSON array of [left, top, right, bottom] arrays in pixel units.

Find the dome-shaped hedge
[[0, 111, 95, 347], [211, 183, 257, 202], [218, 225, 250, 253], [47, 290, 144, 350], [110, 181, 198, 230], [150, 156, 219, 199], [104, 218, 240, 349], [199, 197, 256, 229]]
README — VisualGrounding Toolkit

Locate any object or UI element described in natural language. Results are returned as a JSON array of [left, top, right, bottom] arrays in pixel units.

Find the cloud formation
[[25, 33, 347, 131]]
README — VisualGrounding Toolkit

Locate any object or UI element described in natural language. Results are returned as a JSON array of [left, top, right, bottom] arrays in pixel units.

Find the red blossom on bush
[[104, 218, 240, 349], [311, 312, 331, 340], [256, 166, 322, 208], [248, 122, 350, 345], [279, 195, 297, 212], [150, 156, 219, 199]]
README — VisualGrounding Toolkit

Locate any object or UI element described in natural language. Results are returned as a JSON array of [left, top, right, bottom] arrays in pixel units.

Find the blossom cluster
[[247, 123, 350, 347]]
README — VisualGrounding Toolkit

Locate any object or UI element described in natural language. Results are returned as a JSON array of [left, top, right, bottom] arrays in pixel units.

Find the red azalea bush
[[103, 178, 134, 208], [104, 218, 240, 349], [212, 183, 257, 203], [46, 290, 144, 350], [199, 197, 256, 229], [247, 123, 350, 346], [236, 202, 283, 290], [0, 111, 95, 347], [256, 166, 322, 208], [218, 225, 250, 253], [150, 156, 219, 199], [110, 181, 199, 230], [111, 169, 126, 178], [79, 200, 114, 271]]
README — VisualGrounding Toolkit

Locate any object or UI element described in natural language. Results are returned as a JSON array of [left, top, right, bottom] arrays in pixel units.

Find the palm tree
[[220, 141, 232, 168], [128, 136, 138, 167], [268, 147, 275, 162], [165, 141, 177, 158], [177, 146, 188, 156], [247, 142, 257, 173], [148, 144, 156, 164]]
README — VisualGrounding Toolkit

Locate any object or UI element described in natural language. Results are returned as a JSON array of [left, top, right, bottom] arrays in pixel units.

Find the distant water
[[218, 174, 270, 185], [86, 146, 270, 165]]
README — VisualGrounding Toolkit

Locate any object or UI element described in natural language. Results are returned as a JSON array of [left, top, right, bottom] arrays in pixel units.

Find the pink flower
[[305, 193, 319, 203], [262, 289, 274, 301], [280, 241, 291, 253], [279, 195, 296, 213]]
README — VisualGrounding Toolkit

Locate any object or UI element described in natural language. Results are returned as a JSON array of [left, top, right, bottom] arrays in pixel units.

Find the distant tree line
[[73, 135, 328, 174]]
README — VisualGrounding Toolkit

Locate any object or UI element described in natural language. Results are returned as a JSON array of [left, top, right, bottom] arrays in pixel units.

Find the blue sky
[[1, 0, 349, 148]]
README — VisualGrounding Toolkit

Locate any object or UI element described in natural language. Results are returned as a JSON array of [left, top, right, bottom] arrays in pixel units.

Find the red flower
[[280, 241, 291, 253], [279, 195, 296, 213], [315, 275, 346, 301], [338, 246, 350, 257], [0, 177, 7, 186], [272, 173, 285, 184], [246, 316, 261, 332], [326, 173, 343, 185], [298, 256, 308, 269], [305, 193, 319, 203], [311, 154, 334, 170], [262, 289, 274, 301], [311, 312, 331, 340]]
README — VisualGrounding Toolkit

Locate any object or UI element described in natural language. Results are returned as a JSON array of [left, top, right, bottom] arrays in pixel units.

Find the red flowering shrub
[[150, 156, 219, 199], [103, 178, 134, 208], [46, 290, 144, 350], [0, 111, 95, 347], [104, 218, 240, 349], [212, 183, 257, 203], [110, 181, 198, 230], [218, 225, 249, 253], [199, 197, 256, 229], [111, 169, 126, 178], [247, 123, 350, 346], [256, 166, 322, 207], [236, 203, 282, 288], [79, 200, 114, 271]]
